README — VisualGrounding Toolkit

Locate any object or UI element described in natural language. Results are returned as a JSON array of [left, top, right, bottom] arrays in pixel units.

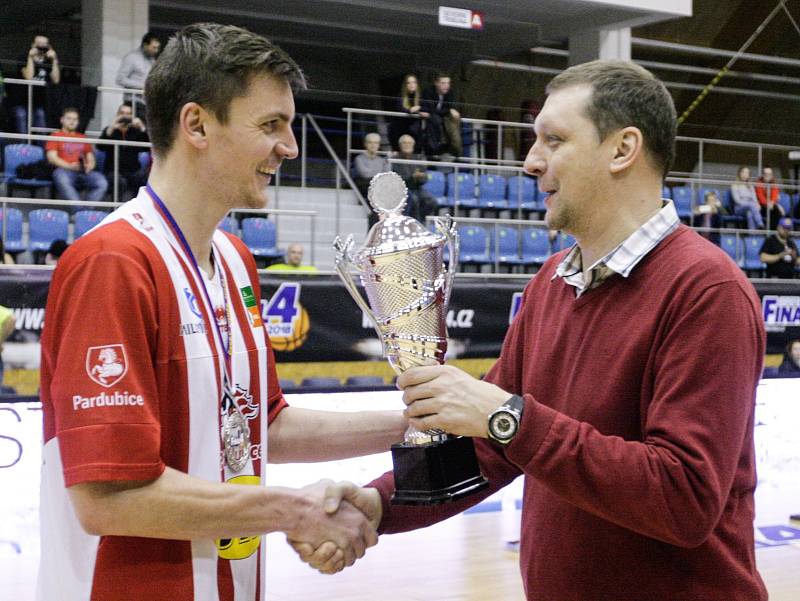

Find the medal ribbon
[[145, 184, 234, 392]]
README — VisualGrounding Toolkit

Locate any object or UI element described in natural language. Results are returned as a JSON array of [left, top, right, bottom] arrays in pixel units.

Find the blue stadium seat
[[73, 210, 108, 239], [520, 227, 551, 265], [279, 378, 296, 390], [457, 225, 491, 264], [670, 186, 693, 219], [218, 215, 239, 235], [507, 175, 539, 212], [3, 144, 53, 197], [661, 185, 672, 199], [241, 217, 282, 258], [345, 375, 385, 387], [300, 377, 341, 388], [138, 151, 151, 170], [0, 208, 26, 254], [93, 149, 106, 173], [444, 173, 477, 209], [556, 232, 576, 251], [29, 208, 69, 253], [422, 170, 446, 203], [777, 192, 792, 215], [477, 174, 508, 210], [719, 234, 743, 267], [743, 235, 766, 272], [489, 226, 524, 265]]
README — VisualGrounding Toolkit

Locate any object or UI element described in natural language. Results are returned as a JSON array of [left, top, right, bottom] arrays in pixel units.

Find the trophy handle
[[435, 215, 459, 310], [333, 235, 385, 344]]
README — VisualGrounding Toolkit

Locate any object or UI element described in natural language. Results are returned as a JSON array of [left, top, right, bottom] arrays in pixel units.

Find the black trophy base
[[390, 435, 489, 505]]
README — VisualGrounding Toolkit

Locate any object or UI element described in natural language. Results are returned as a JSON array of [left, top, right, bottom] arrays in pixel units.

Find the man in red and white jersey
[[38, 23, 406, 601]]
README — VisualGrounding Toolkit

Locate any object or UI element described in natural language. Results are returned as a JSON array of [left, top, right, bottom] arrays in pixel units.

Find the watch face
[[490, 410, 518, 441]]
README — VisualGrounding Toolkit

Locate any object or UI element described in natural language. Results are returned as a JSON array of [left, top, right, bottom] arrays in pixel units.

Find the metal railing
[[342, 107, 534, 174]]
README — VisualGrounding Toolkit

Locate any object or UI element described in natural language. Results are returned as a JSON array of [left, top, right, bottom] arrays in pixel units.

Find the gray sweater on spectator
[[353, 153, 390, 180], [116, 48, 155, 90]]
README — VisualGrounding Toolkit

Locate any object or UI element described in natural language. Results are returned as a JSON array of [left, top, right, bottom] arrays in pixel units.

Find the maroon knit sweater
[[370, 226, 767, 601]]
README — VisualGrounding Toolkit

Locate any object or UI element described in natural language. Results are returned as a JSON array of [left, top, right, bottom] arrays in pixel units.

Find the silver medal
[[222, 409, 251, 472]]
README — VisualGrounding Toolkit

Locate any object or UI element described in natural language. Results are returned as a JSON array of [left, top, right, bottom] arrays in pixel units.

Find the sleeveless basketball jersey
[[38, 189, 287, 601]]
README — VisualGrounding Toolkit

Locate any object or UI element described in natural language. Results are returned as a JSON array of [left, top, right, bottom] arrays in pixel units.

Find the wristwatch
[[487, 395, 525, 445]]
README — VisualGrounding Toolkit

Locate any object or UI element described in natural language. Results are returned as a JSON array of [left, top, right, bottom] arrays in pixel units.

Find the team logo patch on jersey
[[183, 287, 203, 318], [86, 344, 128, 387]]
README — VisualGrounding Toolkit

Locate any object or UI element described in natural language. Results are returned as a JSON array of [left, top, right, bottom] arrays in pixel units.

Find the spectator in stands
[[100, 102, 150, 199], [116, 32, 161, 115], [778, 339, 800, 376], [730, 166, 764, 230], [46, 107, 108, 202], [693, 189, 726, 234], [0, 304, 15, 384], [518, 99, 540, 161], [266, 243, 318, 271], [755, 166, 785, 230], [421, 73, 462, 158], [389, 74, 426, 150], [759, 217, 798, 279], [45, 239, 68, 266], [392, 134, 437, 223], [353, 132, 390, 228], [12, 34, 61, 134]]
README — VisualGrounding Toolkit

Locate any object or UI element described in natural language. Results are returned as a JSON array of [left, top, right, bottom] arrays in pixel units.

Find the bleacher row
[[0, 208, 284, 262], [421, 170, 800, 227]]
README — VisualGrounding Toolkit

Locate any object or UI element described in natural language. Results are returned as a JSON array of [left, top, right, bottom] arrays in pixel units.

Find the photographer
[[14, 34, 60, 134], [99, 103, 150, 199]]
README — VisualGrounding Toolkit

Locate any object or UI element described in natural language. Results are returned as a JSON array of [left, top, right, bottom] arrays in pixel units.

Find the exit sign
[[438, 6, 485, 30]]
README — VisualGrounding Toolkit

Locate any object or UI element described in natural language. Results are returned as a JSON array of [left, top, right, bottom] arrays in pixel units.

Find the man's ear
[[178, 102, 209, 151], [609, 126, 643, 175]]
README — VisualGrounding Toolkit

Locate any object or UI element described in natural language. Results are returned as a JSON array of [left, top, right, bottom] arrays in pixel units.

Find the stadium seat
[[444, 172, 477, 209], [777, 192, 792, 215], [422, 170, 446, 204], [762, 367, 779, 379], [661, 185, 672, 199], [241, 217, 282, 258], [279, 378, 296, 391], [489, 226, 525, 266], [218, 215, 239, 235], [556, 232, 576, 251], [670, 186, 693, 219], [345, 375, 385, 387], [507, 175, 539, 212], [477, 174, 508, 211], [138, 151, 152, 170], [300, 377, 341, 389], [0, 208, 26, 254], [3, 144, 52, 197], [28, 208, 69, 253], [73, 210, 108, 239], [743, 235, 766, 272], [719, 233, 743, 267], [520, 227, 551, 266], [93, 149, 106, 173], [457, 225, 491, 265]]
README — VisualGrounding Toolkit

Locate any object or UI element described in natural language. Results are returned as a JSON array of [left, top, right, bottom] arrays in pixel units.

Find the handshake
[[285, 479, 382, 574]]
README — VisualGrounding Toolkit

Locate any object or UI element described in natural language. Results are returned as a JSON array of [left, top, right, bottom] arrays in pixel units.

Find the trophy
[[334, 171, 488, 505]]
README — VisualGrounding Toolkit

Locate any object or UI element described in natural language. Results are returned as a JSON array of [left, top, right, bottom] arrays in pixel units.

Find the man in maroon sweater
[[298, 61, 767, 600]]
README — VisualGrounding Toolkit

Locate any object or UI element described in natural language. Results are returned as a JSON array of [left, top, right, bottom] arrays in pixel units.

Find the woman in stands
[[731, 166, 764, 230], [389, 74, 427, 150]]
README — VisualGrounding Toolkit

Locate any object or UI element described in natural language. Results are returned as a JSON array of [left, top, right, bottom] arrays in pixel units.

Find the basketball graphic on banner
[[270, 306, 310, 352]]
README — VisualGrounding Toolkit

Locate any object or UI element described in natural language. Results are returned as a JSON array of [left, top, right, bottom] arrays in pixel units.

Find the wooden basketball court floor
[[265, 511, 800, 601]]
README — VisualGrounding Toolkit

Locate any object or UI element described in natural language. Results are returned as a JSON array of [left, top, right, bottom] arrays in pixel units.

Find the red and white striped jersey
[[38, 191, 287, 600]]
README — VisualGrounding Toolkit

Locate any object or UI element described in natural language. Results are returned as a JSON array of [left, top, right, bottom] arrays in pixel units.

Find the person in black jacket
[[421, 73, 461, 157], [99, 103, 150, 199]]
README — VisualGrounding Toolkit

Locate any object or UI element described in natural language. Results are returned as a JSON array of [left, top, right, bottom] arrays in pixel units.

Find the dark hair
[[61, 106, 79, 116], [47, 239, 68, 258], [141, 31, 159, 47], [144, 23, 306, 157], [434, 72, 450, 81], [546, 60, 677, 177]]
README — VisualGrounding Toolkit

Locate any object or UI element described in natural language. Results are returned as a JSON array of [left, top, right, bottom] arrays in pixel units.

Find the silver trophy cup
[[334, 171, 488, 505]]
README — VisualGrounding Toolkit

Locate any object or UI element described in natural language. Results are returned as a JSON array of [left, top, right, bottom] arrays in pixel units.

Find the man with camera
[[99, 102, 150, 199], [759, 217, 799, 279], [13, 34, 61, 134]]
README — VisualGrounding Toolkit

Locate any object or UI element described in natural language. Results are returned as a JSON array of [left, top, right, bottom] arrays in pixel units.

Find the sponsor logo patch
[[86, 344, 128, 387], [240, 285, 263, 328]]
